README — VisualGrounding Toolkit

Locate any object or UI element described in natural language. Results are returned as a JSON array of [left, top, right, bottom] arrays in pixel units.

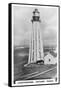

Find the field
[[14, 47, 57, 82]]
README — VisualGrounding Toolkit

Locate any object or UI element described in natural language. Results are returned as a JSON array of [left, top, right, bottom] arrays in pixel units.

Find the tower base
[[24, 60, 44, 67], [36, 60, 44, 65]]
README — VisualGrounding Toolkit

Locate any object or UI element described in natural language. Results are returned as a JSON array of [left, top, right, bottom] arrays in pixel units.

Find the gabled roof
[[44, 51, 57, 57], [50, 51, 57, 57]]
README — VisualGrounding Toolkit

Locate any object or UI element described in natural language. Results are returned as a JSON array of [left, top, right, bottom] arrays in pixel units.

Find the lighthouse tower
[[25, 9, 44, 66]]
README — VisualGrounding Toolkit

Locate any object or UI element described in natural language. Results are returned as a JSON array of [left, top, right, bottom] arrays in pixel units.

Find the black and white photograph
[[9, 3, 60, 87]]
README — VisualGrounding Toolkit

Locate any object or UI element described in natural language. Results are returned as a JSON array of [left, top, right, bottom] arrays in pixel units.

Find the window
[[49, 59, 51, 62]]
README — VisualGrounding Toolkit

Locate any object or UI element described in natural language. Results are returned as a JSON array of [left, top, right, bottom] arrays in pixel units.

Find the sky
[[13, 4, 59, 47]]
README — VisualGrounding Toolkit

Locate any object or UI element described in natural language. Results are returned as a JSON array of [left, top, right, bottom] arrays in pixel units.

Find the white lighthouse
[[25, 9, 44, 66]]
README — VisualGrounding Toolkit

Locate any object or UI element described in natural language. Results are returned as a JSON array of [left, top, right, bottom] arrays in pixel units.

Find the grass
[[14, 48, 57, 81]]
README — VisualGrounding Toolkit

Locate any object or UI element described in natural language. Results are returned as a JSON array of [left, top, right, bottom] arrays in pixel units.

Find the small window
[[49, 59, 51, 62]]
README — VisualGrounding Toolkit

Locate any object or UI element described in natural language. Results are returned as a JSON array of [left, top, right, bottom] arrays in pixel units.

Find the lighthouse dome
[[33, 9, 40, 17], [32, 9, 40, 22]]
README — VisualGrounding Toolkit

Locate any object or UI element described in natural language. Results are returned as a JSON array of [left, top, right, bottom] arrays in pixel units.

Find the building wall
[[44, 53, 57, 64]]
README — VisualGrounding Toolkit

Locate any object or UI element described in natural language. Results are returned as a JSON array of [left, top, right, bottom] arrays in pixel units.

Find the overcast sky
[[12, 4, 58, 47]]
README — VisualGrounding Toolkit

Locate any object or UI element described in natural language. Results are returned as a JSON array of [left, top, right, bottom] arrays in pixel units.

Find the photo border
[[8, 3, 60, 87]]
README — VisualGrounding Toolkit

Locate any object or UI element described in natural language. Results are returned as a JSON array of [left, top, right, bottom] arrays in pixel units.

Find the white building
[[44, 52, 57, 65]]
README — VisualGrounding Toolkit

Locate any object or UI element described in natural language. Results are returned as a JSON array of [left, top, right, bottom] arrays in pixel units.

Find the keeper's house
[[44, 51, 57, 65]]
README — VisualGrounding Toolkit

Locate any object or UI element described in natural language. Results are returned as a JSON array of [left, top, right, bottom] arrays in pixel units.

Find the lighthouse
[[25, 9, 44, 66]]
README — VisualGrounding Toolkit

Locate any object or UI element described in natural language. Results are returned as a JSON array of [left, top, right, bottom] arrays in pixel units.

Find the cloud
[[13, 5, 58, 47]]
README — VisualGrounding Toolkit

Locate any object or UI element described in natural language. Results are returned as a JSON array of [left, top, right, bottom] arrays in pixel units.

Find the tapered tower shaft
[[28, 9, 44, 64]]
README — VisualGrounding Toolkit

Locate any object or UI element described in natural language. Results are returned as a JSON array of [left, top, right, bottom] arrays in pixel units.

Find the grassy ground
[[14, 48, 57, 82]]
